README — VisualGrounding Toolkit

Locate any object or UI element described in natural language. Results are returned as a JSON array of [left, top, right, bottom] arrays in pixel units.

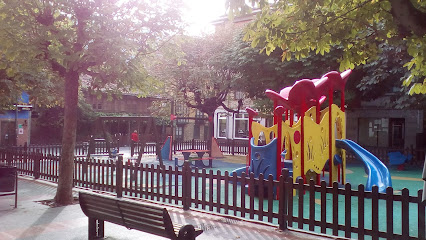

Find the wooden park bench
[[175, 150, 213, 169], [174, 157, 214, 168], [79, 192, 203, 240]]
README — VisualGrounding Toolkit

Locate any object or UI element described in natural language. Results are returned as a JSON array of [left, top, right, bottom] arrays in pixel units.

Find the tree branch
[[50, 59, 67, 77], [220, 99, 243, 113], [282, 0, 372, 35], [135, 31, 181, 58]]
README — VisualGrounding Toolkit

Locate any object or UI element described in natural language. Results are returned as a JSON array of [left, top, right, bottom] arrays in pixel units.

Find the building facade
[[84, 92, 155, 116], [0, 92, 32, 147], [347, 108, 424, 149]]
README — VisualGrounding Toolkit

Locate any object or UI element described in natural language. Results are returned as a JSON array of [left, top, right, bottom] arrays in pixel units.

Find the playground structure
[[235, 70, 392, 193]]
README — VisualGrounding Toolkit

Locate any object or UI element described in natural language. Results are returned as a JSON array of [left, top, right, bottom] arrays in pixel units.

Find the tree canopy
[[224, 30, 341, 97], [217, 25, 424, 116], [226, 0, 426, 94], [0, 0, 184, 204], [221, 29, 342, 113], [154, 27, 243, 115], [150, 26, 245, 140]]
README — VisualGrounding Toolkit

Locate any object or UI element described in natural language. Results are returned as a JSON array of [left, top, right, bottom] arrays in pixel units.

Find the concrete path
[[0, 177, 342, 240]]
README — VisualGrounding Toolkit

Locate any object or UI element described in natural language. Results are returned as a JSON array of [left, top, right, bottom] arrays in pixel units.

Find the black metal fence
[[172, 139, 248, 155], [18, 140, 423, 165], [10, 139, 120, 157], [134, 139, 249, 155], [1, 150, 425, 240], [97, 139, 248, 156]]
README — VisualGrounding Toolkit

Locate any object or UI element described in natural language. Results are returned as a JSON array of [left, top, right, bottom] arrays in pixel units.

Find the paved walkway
[[0, 177, 342, 240]]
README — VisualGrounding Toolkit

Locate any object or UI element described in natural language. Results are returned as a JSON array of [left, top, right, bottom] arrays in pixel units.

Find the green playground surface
[[203, 155, 424, 194], [313, 163, 423, 238], [131, 154, 424, 238], [196, 156, 425, 238], [345, 163, 424, 194]]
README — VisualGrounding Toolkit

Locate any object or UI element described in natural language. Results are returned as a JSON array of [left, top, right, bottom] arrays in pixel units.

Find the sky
[[182, 0, 227, 35]]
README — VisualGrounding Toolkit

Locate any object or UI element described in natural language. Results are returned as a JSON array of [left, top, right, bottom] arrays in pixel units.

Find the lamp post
[[422, 156, 426, 202], [14, 100, 19, 147]]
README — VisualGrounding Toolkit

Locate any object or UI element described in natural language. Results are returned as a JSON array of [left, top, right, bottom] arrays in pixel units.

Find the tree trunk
[[208, 113, 214, 151], [54, 70, 79, 205], [101, 120, 112, 157], [137, 119, 152, 164], [390, 0, 426, 37]]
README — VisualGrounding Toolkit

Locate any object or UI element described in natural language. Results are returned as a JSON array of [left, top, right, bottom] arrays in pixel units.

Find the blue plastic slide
[[160, 136, 172, 161], [336, 139, 392, 193]]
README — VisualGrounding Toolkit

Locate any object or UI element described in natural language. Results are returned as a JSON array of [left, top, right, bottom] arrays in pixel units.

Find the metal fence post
[[279, 169, 289, 230], [182, 161, 191, 210], [6, 150, 12, 166], [422, 155, 426, 202], [116, 155, 123, 198], [34, 150, 41, 179], [173, 140, 176, 154], [231, 139, 235, 155]]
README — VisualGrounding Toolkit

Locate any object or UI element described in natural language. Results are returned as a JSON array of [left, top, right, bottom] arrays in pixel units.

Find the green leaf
[[408, 80, 426, 95], [6, 67, 15, 77]]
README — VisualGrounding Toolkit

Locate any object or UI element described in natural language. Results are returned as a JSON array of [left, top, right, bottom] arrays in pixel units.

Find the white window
[[217, 112, 227, 138], [234, 113, 249, 139], [175, 126, 183, 140]]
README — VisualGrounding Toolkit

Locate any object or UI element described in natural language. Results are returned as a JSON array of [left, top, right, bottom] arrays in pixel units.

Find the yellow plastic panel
[[251, 122, 277, 146], [305, 106, 318, 123], [330, 104, 346, 183], [303, 112, 329, 175], [281, 118, 302, 182]]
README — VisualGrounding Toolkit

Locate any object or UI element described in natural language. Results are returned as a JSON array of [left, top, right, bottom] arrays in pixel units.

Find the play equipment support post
[[328, 83, 334, 186], [273, 101, 278, 125], [289, 109, 293, 159], [300, 93, 307, 182], [339, 76, 345, 184], [274, 106, 285, 180], [315, 100, 321, 184], [246, 108, 258, 170]]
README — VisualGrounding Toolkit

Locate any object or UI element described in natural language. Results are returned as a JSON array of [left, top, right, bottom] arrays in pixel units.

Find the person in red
[[130, 130, 139, 157]]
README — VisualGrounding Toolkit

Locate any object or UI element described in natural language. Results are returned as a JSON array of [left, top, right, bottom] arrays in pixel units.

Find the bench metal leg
[[88, 218, 104, 239], [14, 171, 18, 208]]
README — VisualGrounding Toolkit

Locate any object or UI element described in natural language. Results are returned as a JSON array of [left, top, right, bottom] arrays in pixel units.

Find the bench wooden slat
[[120, 211, 167, 231], [82, 203, 121, 215], [81, 200, 120, 212], [80, 196, 123, 226], [120, 209, 165, 226], [190, 157, 214, 161], [84, 208, 123, 225], [119, 201, 164, 216], [118, 201, 169, 231], [125, 222, 171, 238]]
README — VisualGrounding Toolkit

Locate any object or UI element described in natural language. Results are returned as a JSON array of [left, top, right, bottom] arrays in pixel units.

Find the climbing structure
[[246, 70, 351, 186], [235, 69, 391, 193]]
